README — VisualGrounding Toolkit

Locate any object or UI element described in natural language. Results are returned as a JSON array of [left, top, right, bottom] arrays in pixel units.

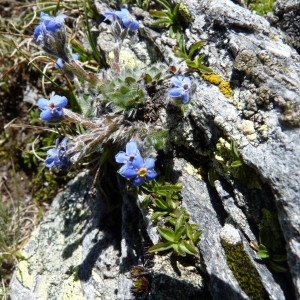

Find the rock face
[[269, 0, 300, 52], [10, 0, 299, 299]]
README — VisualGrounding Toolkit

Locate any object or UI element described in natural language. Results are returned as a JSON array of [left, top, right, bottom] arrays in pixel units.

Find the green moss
[[248, 0, 275, 16], [221, 241, 267, 300], [32, 171, 68, 204]]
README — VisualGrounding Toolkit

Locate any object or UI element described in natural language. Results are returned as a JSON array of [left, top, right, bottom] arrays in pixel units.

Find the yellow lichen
[[201, 74, 233, 98], [218, 81, 233, 98], [201, 73, 222, 85], [185, 162, 202, 180], [108, 49, 145, 69], [17, 258, 35, 289]]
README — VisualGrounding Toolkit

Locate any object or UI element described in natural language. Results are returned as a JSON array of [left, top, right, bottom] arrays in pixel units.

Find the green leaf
[[151, 211, 168, 221], [154, 198, 169, 210], [153, 72, 162, 81], [188, 40, 206, 58], [149, 10, 168, 18], [164, 215, 177, 226], [231, 139, 240, 159], [192, 229, 202, 244], [125, 77, 136, 84], [269, 261, 288, 273], [174, 50, 189, 60], [208, 168, 217, 187], [196, 64, 213, 74], [151, 18, 173, 26], [172, 243, 186, 256], [271, 254, 287, 262], [186, 60, 198, 68], [257, 244, 269, 259], [149, 241, 173, 253], [166, 193, 179, 210], [180, 240, 199, 256], [158, 227, 176, 242], [144, 73, 153, 84], [186, 223, 194, 240], [140, 195, 151, 208], [172, 3, 180, 19], [175, 212, 185, 231], [174, 226, 186, 242], [231, 160, 243, 168], [155, 0, 171, 10]]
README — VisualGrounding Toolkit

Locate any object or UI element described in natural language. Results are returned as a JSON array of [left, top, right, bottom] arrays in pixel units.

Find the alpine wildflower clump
[[28, 5, 205, 280]]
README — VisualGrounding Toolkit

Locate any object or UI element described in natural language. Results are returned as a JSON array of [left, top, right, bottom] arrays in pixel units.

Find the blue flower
[[168, 75, 192, 104], [45, 137, 70, 170], [115, 141, 141, 164], [105, 8, 139, 31], [37, 94, 68, 122], [33, 12, 68, 61], [119, 155, 157, 186], [34, 12, 66, 40], [115, 141, 157, 186]]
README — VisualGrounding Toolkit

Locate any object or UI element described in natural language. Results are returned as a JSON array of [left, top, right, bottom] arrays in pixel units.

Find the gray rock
[[268, 0, 300, 52]]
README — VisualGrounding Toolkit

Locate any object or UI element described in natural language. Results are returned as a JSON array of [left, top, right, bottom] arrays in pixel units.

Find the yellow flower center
[[137, 167, 147, 177]]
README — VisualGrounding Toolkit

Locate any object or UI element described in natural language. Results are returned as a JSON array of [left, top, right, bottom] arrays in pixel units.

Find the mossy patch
[[221, 240, 267, 300]]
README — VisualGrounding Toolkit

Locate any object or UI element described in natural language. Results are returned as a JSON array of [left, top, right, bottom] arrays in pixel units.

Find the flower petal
[[41, 13, 66, 32], [132, 176, 145, 186], [128, 20, 139, 31], [33, 24, 43, 41], [120, 166, 137, 179], [45, 157, 56, 168], [115, 151, 128, 163], [37, 98, 50, 109], [168, 87, 182, 98], [47, 148, 58, 156], [51, 95, 68, 108], [104, 11, 116, 20], [117, 8, 130, 19], [144, 158, 155, 169], [171, 76, 183, 87], [122, 17, 139, 30], [132, 155, 143, 169], [40, 109, 52, 122], [126, 141, 139, 155], [182, 76, 191, 87], [146, 169, 157, 180], [181, 91, 190, 104], [56, 58, 64, 68]]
